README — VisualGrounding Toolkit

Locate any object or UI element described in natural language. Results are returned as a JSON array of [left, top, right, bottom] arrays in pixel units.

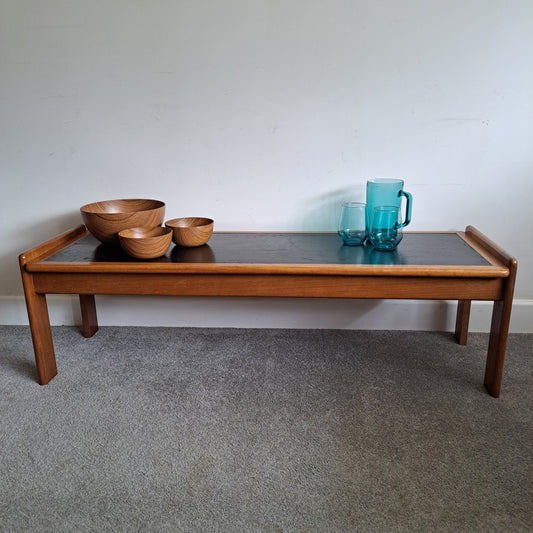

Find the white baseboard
[[1, 296, 532, 333]]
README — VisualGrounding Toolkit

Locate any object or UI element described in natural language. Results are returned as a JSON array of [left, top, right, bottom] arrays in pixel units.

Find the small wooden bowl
[[118, 226, 172, 259], [165, 217, 214, 247], [81, 199, 165, 243]]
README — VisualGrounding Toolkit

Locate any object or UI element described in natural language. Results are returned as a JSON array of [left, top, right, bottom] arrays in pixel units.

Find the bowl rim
[[81, 198, 165, 214], [118, 226, 172, 239], [165, 217, 214, 228]]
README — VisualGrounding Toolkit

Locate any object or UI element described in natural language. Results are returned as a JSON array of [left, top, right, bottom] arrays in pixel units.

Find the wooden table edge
[[19, 225, 89, 267], [25, 261, 509, 277], [22, 226, 510, 278]]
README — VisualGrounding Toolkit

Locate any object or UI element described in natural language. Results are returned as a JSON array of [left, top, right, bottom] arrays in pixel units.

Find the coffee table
[[19, 225, 517, 397]]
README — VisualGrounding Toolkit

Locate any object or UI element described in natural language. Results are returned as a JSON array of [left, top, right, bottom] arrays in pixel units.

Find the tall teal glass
[[369, 206, 403, 251], [366, 178, 412, 230]]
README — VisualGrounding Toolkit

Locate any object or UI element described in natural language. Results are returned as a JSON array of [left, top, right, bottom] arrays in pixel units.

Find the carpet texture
[[0, 326, 532, 532]]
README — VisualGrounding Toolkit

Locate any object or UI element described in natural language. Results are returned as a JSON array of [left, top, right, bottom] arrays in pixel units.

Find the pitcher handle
[[399, 190, 412, 228]]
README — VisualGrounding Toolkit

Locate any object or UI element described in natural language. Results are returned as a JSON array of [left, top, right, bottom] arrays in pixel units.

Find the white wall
[[2, 0, 532, 331]]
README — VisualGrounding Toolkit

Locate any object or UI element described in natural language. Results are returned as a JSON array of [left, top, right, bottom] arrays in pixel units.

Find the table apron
[[31, 272, 505, 300]]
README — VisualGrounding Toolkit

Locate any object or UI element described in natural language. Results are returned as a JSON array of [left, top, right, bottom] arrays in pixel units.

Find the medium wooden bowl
[[165, 217, 214, 247], [80, 199, 165, 243], [118, 226, 172, 259]]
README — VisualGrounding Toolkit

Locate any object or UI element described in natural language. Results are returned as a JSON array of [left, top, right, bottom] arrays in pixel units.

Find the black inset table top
[[44, 232, 491, 267]]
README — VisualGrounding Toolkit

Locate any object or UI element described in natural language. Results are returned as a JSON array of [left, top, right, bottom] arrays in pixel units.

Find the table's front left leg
[[18, 227, 90, 385], [19, 264, 57, 385], [27, 293, 57, 385]]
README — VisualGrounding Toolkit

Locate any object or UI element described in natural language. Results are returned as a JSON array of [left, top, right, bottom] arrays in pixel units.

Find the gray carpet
[[0, 326, 532, 532]]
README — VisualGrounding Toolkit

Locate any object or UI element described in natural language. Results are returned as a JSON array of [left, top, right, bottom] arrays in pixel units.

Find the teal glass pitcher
[[366, 178, 412, 229]]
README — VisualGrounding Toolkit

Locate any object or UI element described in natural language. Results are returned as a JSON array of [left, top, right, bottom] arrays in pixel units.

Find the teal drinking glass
[[369, 206, 403, 251], [338, 202, 368, 246]]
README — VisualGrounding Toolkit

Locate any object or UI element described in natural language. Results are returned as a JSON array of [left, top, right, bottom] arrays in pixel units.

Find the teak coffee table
[[19, 225, 517, 397]]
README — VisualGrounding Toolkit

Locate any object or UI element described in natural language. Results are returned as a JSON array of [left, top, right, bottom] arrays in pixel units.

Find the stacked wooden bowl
[[80, 199, 166, 244], [118, 227, 173, 259], [81, 199, 214, 259], [165, 217, 214, 247]]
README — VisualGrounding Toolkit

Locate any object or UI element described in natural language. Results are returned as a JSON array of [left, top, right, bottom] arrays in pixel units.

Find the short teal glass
[[369, 206, 403, 251], [338, 202, 368, 246]]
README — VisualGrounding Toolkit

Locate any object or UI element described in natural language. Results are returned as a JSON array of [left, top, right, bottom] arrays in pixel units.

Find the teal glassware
[[369, 206, 403, 251], [366, 178, 412, 229], [338, 202, 368, 246]]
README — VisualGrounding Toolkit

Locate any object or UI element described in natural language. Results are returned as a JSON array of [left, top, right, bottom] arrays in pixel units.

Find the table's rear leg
[[454, 300, 471, 345], [80, 294, 99, 338]]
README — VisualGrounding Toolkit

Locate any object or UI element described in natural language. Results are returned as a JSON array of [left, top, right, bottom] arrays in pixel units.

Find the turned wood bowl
[[80, 199, 166, 243], [165, 217, 214, 247], [118, 226, 172, 259]]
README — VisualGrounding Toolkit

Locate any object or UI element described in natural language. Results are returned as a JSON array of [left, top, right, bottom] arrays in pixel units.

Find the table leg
[[484, 299, 513, 398], [462, 226, 518, 397], [483, 255, 517, 398], [454, 300, 471, 345], [80, 294, 99, 338], [483, 254, 517, 398], [20, 274, 57, 385]]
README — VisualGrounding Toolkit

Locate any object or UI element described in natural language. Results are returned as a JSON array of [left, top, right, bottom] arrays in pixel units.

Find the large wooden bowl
[[118, 226, 172, 259], [165, 217, 214, 247], [80, 199, 165, 243]]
